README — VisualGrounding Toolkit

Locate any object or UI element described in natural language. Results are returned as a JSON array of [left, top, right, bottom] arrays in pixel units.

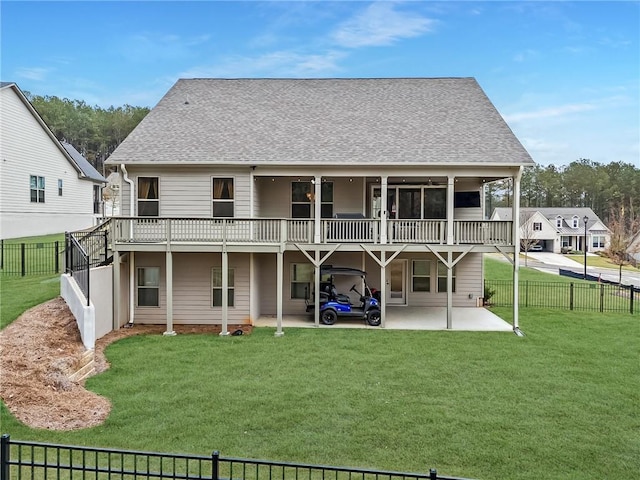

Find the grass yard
[[2, 309, 638, 480], [566, 253, 638, 272], [0, 274, 60, 329]]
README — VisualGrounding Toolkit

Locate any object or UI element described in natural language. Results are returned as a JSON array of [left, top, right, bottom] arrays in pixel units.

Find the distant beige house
[[72, 77, 534, 337], [0, 82, 105, 239], [491, 207, 610, 253]]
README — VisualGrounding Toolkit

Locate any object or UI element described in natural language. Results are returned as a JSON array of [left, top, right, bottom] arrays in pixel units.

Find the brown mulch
[[0, 296, 249, 431]]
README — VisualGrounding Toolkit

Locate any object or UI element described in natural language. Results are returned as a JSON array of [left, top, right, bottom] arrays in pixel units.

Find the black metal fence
[[65, 233, 90, 306], [0, 435, 474, 480], [485, 279, 637, 314], [0, 240, 62, 276]]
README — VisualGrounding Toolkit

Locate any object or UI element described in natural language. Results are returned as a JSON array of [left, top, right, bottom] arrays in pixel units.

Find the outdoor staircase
[[67, 349, 95, 382]]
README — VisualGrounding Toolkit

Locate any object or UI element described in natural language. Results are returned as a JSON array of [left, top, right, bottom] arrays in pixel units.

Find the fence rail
[[0, 435, 474, 480], [0, 240, 62, 276], [485, 279, 637, 314]]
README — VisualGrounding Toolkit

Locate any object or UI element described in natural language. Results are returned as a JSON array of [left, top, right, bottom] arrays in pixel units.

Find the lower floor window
[[437, 262, 456, 293], [137, 267, 160, 306], [592, 236, 605, 248], [291, 263, 313, 299], [212, 267, 234, 307], [412, 260, 431, 292]]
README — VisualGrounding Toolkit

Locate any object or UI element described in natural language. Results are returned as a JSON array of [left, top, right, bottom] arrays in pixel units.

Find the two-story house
[[491, 207, 610, 253], [101, 78, 533, 335], [0, 82, 106, 239]]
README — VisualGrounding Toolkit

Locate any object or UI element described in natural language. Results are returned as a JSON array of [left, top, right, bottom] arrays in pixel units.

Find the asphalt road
[[520, 252, 640, 287]]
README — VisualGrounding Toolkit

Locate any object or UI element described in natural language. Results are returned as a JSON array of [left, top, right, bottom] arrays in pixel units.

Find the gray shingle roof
[[106, 78, 534, 166], [493, 207, 605, 231], [61, 141, 106, 183]]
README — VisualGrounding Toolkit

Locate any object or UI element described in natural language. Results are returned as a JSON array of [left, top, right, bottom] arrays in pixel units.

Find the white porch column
[[512, 168, 522, 332], [446, 251, 453, 329], [164, 250, 175, 335], [220, 250, 229, 336], [314, 250, 320, 327], [380, 251, 386, 328], [380, 176, 388, 244], [276, 250, 284, 336], [447, 176, 455, 245], [314, 176, 321, 243], [113, 251, 121, 329]]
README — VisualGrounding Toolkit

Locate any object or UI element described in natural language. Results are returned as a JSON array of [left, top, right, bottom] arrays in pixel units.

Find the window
[[556, 216, 563, 228], [212, 267, 234, 307], [30, 175, 45, 203], [398, 188, 421, 219], [437, 262, 456, 293], [291, 263, 313, 299], [212, 178, 234, 217], [137, 267, 160, 307], [412, 260, 431, 292], [533, 222, 542, 231], [58, 179, 63, 196], [572, 216, 579, 228], [592, 236, 605, 248], [93, 185, 101, 214], [138, 177, 159, 216], [423, 188, 446, 219], [291, 181, 333, 218]]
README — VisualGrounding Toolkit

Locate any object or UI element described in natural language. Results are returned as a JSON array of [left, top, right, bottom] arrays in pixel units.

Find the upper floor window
[[212, 267, 234, 307], [30, 175, 45, 203], [93, 185, 101, 214], [572, 216, 579, 228], [423, 188, 446, 219], [555, 216, 563, 228], [533, 222, 542, 231], [138, 177, 159, 216], [212, 178, 234, 217], [58, 179, 63, 196], [291, 181, 333, 218]]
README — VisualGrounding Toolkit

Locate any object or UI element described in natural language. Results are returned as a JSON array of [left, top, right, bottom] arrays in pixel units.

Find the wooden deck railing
[[111, 218, 513, 246]]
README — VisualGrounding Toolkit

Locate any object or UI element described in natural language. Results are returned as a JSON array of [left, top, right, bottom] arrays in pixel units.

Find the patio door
[[387, 260, 407, 305]]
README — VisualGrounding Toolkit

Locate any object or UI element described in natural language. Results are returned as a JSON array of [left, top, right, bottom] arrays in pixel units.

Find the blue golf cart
[[305, 266, 381, 326]]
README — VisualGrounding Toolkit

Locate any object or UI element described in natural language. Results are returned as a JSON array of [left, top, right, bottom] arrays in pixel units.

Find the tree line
[[25, 92, 150, 176], [486, 158, 639, 225]]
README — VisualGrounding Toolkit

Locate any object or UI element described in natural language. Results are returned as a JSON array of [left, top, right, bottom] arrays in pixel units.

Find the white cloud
[[503, 103, 596, 123], [331, 2, 434, 48], [15, 67, 50, 81], [120, 33, 212, 62], [182, 50, 347, 78]]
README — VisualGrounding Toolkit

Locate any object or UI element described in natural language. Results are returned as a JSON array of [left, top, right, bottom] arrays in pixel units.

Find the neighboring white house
[[491, 207, 610, 253], [87, 78, 535, 335], [0, 82, 106, 239]]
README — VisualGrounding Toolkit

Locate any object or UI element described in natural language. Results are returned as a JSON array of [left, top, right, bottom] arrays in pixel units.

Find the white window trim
[[290, 263, 313, 299], [436, 262, 456, 293], [212, 177, 235, 218], [212, 267, 235, 307], [137, 177, 159, 216], [136, 267, 160, 307], [411, 259, 431, 293], [30, 175, 45, 203]]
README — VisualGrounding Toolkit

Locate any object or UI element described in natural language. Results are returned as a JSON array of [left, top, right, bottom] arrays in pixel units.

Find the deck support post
[[113, 251, 121, 330], [512, 167, 523, 334], [220, 249, 229, 336], [275, 249, 284, 336]]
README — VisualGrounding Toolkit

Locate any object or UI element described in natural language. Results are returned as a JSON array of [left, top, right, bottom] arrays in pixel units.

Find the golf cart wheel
[[321, 310, 337, 325], [366, 309, 381, 326]]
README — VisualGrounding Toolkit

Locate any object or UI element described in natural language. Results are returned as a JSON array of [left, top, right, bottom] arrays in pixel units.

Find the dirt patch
[[0, 296, 250, 431]]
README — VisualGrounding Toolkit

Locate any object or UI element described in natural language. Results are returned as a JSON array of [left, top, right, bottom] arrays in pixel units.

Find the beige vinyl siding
[[0, 87, 98, 238], [132, 252, 250, 324], [119, 167, 252, 218], [332, 177, 364, 216]]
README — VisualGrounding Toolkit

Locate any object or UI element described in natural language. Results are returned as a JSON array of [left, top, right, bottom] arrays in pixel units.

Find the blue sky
[[2, 1, 638, 167]]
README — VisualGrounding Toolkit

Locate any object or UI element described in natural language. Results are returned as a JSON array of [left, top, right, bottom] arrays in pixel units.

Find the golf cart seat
[[330, 285, 351, 305]]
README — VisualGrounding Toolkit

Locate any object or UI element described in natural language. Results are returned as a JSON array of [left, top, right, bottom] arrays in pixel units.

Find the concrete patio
[[255, 306, 513, 332]]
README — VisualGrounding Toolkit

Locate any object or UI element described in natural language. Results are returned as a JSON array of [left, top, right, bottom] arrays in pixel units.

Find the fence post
[[65, 232, 70, 274], [429, 468, 437, 480], [569, 283, 574, 311], [21, 243, 26, 276], [525, 280, 529, 308], [212, 451, 219, 480], [630, 285, 634, 315], [600, 283, 605, 313], [1, 434, 9, 480], [54, 241, 60, 273]]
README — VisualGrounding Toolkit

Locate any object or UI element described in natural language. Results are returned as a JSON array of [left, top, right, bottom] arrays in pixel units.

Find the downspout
[[121, 165, 135, 326]]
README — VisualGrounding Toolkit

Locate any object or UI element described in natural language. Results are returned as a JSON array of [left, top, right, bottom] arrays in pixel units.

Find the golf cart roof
[[320, 266, 367, 277]]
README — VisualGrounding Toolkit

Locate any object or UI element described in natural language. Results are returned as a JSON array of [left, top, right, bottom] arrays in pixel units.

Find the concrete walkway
[[255, 306, 513, 332]]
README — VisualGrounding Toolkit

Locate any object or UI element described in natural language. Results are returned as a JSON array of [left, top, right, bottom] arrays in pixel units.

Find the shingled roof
[[106, 78, 534, 167]]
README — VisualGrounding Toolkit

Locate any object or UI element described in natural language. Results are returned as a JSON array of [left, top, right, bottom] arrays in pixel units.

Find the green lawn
[[2, 310, 638, 480], [0, 274, 61, 329], [566, 253, 639, 272]]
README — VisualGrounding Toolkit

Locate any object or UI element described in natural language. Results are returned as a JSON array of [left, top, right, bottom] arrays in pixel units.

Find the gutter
[[121, 165, 135, 327]]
